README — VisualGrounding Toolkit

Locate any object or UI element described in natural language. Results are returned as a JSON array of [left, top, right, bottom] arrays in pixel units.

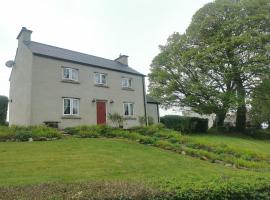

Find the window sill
[[61, 79, 80, 84], [122, 87, 134, 91], [94, 84, 109, 88], [62, 115, 81, 119], [124, 116, 136, 120]]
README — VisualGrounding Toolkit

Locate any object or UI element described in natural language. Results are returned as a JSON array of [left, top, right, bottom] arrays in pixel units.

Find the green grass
[[0, 137, 269, 186]]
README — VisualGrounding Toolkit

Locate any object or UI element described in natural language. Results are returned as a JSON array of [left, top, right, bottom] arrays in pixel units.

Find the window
[[63, 98, 79, 115], [122, 78, 132, 88], [63, 67, 78, 81], [94, 73, 106, 85], [123, 102, 134, 116]]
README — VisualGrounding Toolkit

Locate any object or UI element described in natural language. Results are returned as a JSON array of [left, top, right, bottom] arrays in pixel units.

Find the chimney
[[115, 54, 128, 66], [17, 27, 32, 43]]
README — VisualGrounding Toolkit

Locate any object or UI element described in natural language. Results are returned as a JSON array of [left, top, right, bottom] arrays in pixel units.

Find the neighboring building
[[9, 27, 159, 128], [146, 95, 160, 124]]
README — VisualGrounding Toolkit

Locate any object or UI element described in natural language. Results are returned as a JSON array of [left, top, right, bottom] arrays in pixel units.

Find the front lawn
[[0, 137, 268, 186]]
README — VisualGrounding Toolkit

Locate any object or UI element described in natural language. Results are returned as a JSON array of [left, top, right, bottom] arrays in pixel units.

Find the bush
[[0, 96, 8, 125], [138, 116, 154, 126], [64, 125, 114, 138], [160, 115, 208, 133], [244, 128, 270, 140], [0, 125, 62, 142], [108, 113, 125, 128]]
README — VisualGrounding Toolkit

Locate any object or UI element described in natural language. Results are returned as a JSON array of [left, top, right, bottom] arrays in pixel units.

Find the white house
[[8, 27, 159, 128]]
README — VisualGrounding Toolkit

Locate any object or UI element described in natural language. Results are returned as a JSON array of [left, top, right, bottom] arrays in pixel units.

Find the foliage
[[0, 96, 8, 125], [138, 115, 154, 126], [108, 113, 125, 128], [160, 115, 208, 133], [0, 125, 62, 141], [250, 78, 270, 127], [148, 0, 270, 131]]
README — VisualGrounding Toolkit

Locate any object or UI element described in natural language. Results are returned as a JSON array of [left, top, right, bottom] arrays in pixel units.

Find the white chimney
[[115, 54, 128, 66], [17, 27, 32, 43]]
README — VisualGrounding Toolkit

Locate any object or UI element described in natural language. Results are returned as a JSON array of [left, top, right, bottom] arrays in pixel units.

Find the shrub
[[0, 125, 62, 142], [0, 96, 8, 125], [138, 116, 154, 126], [64, 125, 114, 138], [108, 113, 125, 128], [160, 115, 208, 133]]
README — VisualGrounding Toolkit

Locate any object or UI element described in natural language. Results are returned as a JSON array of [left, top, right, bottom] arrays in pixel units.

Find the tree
[[149, 0, 270, 131], [0, 95, 8, 125], [250, 78, 270, 128]]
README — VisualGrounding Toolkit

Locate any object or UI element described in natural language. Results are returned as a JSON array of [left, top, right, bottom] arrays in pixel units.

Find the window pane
[[129, 103, 134, 115], [124, 103, 129, 115], [101, 74, 106, 84], [63, 68, 70, 79], [64, 99, 70, 114], [72, 69, 78, 81], [128, 79, 132, 87], [72, 99, 79, 115], [122, 79, 128, 87], [95, 73, 100, 84]]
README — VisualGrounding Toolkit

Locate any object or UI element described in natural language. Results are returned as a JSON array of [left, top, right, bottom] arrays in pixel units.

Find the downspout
[[142, 76, 148, 126], [157, 103, 160, 123]]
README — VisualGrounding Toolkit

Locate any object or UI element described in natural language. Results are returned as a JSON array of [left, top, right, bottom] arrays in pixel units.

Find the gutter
[[142, 77, 148, 126]]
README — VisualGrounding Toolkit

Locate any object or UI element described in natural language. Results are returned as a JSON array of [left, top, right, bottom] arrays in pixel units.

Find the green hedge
[[160, 115, 208, 133], [0, 96, 8, 125], [1, 178, 269, 200]]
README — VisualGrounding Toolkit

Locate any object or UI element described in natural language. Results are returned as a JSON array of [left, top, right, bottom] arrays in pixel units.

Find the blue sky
[[0, 0, 212, 116]]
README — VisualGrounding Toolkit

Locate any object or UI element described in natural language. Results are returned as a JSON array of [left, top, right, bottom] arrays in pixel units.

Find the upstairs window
[[123, 102, 134, 116], [122, 78, 132, 88], [63, 67, 78, 81], [63, 98, 79, 115], [94, 73, 107, 85]]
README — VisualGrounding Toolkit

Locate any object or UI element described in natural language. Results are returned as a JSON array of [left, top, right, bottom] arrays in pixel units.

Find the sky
[[0, 0, 212, 117]]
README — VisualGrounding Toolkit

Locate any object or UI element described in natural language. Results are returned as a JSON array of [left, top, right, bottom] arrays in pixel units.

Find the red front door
[[96, 101, 106, 124]]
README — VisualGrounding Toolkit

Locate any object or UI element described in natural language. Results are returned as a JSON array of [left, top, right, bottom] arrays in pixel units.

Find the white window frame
[[121, 78, 132, 88], [63, 98, 80, 116], [62, 67, 79, 81], [94, 73, 107, 85], [123, 102, 134, 116]]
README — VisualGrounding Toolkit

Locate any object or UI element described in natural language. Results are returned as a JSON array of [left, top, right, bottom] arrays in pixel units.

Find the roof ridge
[[28, 41, 125, 66]]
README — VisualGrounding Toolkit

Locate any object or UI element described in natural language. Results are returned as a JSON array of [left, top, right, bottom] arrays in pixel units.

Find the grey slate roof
[[24, 41, 144, 76], [146, 95, 159, 104]]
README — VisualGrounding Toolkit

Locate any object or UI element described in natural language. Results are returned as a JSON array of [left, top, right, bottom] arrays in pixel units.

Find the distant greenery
[[64, 124, 270, 170], [0, 96, 8, 125], [0, 125, 62, 141]]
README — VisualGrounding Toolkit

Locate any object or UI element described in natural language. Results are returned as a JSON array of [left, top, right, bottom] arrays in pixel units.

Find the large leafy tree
[[149, 0, 270, 130]]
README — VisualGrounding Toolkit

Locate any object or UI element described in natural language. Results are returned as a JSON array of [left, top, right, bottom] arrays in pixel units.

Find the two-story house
[[9, 27, 159, 128]]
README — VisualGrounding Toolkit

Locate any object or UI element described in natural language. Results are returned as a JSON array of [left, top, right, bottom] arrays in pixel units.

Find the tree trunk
[[215, 111, 226, 127], [236, 104, 246, 132], [235, 76, 247, 132]]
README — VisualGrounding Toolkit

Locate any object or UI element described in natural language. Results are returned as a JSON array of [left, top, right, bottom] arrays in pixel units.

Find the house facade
[[9, 27, 158, 128]]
